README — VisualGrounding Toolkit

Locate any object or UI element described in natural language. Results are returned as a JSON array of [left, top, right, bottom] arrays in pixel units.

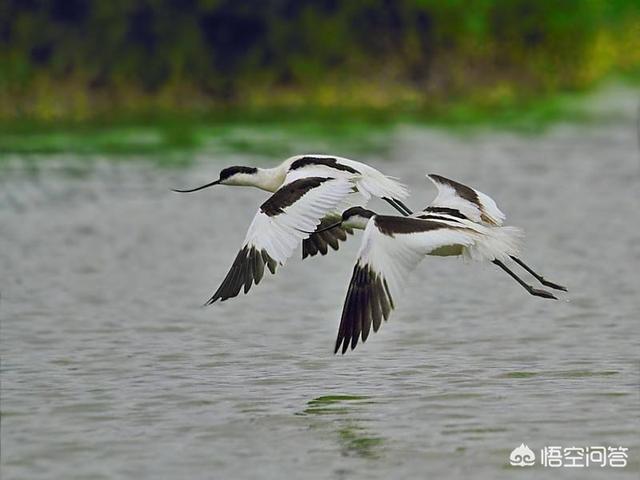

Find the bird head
[[340, 207, 376, 230], [305, 207, 376, 235], [172, 166, 259, 192]]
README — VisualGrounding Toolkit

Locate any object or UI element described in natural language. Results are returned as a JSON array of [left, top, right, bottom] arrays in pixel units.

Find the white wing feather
[[245, 177, 354, 264], [426, 174, 505, 226], [283, 154, 409, 201], [358, 221, 476, 301], [335, 218, 477, 352], [207, 177, 354, 304]]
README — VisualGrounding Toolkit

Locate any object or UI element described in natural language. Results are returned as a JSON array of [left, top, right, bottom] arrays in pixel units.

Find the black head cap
[[219, 166, 258, 181], [342, 206, 376, 220]]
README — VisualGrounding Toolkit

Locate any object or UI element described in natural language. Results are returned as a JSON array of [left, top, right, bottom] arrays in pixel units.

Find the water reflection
[[300, 395, 384, 459]]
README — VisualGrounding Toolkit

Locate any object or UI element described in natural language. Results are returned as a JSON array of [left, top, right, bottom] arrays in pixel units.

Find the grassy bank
[[1, 76, 638, 161]]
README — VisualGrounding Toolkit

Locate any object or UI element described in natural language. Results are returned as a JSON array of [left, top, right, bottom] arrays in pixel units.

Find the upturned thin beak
[[172, 179, 221, 193], [299, 221, 343, 235]]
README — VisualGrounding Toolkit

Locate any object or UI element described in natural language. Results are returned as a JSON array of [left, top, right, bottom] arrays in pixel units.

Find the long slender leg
[[492, 259, 557, 300], [383, 197, 410, 217], [509, 256, 567, 291], [391, 198, 413, 216], [394, 199, 414, 216]]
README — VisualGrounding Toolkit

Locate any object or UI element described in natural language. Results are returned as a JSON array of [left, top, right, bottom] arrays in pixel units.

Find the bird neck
[[343, 215, 375, 231], [252, 166, 287, 192]]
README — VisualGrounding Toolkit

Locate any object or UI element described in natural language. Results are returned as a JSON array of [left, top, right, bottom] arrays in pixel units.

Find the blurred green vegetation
[[0, 81, 633, 159], [1, 0, 639, 122]]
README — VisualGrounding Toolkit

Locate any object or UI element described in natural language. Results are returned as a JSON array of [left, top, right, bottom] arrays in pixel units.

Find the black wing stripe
[[207, 247, 277, 304], [424, 206, 467, 219], [429, 174, 481, 209], [335, 263, 395, 354], [260, 177, 331, 216], [290, 156, 360, 174], [428, 175, 498, 225]]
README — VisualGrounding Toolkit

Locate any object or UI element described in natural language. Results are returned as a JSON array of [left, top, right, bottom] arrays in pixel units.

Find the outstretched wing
[[425, 174, 505, 226], [335, 216, 476, 353], [207, 176, 353, 304], [301, 189, 366, 259], [302, 214, 354, 259]]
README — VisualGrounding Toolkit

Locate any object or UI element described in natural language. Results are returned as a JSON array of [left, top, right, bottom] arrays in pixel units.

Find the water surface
[[1, 117, 639, 479]]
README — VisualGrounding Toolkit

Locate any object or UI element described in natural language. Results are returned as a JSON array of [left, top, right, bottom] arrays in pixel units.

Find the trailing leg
[[510, 256, 567, 291], [383, 197, 411, 217], [493, 259, 557, 300], [394, 199, 413, 216]]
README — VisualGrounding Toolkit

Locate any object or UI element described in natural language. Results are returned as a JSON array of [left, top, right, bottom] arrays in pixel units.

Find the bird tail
[[464, 225, 524, 263], [355, 165, 410, 201]]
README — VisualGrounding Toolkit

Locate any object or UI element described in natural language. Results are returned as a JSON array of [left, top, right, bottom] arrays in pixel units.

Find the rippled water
[[1, 118, 639, 479]]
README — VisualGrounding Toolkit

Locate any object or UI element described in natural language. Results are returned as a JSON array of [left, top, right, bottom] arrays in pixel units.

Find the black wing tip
[[301, 224, 353, 260], [203, 296, 218, 306], [205, 247, 277, 305], [334, 334, 367, 355], [333, 337, 349, 355], [334, 263, 394, 354]]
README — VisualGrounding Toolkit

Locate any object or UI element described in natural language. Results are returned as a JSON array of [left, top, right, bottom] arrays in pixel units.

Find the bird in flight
[[173, 154, 411, 260], [313, 174, 567, 354], [173, 155, 410, 304]]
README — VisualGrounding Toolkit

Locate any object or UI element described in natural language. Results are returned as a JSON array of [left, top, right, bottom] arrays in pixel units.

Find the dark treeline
[[1, 0, 639, 119]]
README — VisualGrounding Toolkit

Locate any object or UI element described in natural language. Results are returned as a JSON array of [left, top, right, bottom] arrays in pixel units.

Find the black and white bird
[[174, 154, 412, 259], [316, 174, 567, 354], [173, 155, 410, 304]]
